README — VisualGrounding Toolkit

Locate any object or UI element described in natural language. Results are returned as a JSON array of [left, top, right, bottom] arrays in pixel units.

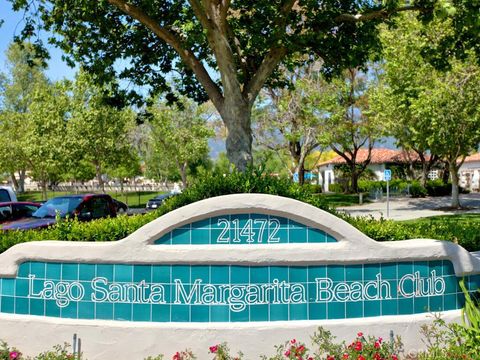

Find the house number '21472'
[[216, 218, 281, 243]]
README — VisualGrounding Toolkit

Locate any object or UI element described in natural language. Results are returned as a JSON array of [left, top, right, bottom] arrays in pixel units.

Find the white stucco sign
[[0, 194, 479, 358]]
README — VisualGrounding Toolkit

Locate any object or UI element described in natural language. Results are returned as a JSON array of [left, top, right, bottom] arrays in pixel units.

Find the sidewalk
[[337, 193, 480, 221]]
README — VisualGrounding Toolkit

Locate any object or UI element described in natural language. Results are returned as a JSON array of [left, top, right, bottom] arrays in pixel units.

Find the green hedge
[[348, 214, 480, 252], [1, 171, 479, 253], [357, 179, 468, 198], [0, 171, 329, 253]]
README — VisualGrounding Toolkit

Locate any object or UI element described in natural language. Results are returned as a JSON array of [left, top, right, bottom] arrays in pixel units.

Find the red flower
[[343, 354, 349, 359], [9, 352, 20, 360], [209, 345, 218, 353], [374, 341, 381, 349], [374, 353, 381, 360], [357, 332, 363, 337], [173, 351, 181, 360], [291, 339, 297, 344], [391, 356, 398, 360], [285, 350, 291, 357], [354, 341, 362, 351], [297, 345, 305, 354], [378, 337, 383, 344], [327, 356, 335, 360], [357, 356, 365, 360]]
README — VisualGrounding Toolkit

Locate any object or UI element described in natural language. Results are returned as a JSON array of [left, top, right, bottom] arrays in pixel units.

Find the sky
[[0, 0, 76, 80]]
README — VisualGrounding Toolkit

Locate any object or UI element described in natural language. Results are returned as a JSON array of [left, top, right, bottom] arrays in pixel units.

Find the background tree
[[254, 64, 324, 185], [316, 68, 384, 193], [25, 81, 70, 200], [413, 59, 480, 208], [146, 96, 214, 188], [8, 0, 472, 171], [371, 14, 480, 207], [0, 42, 48, 192], [67, 72, 137, 192], [369, 18, 440, 187]]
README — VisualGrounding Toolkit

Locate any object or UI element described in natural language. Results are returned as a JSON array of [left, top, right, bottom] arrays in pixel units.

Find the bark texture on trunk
[[222, 101, 253, 172], [180, 162, 188, 188], [449, 162, 461, 208], [10, 172, 19, 192], [95, 163, 105, 193], [18, 170, 26, 193], [350, 165, 359, 194]]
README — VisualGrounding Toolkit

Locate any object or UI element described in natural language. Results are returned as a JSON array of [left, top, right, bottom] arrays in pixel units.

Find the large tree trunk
[[18, 169, 26, 193], [350, 163, 360, 193], [9, 172, 19, 192], [179, 162, 188, 189], [420, 161, 428, 188], [95, 163, 105, 193], [289, 140, 304, 184], [442, 161, 450, 184], [449, 162, 461, 208], [221, 100, 253, 172], [41, 179, 48, 201]]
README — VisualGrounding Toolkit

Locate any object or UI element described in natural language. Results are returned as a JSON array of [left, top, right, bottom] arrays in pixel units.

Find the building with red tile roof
[[317, 148, 430, 192], [317, 148, 425, 167]]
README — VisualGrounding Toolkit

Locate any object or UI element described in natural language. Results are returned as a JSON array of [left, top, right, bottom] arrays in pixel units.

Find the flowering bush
[[208, 343, 242, 360], [0, 341, 22, 360], [0, 342, 78, 360], [268, 338, 313, 360], [0, 321, 477, 360], [309, 328, 402, 360]]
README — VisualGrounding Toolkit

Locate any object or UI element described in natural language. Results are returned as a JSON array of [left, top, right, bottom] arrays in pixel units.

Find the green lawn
[[316, 193, 367, 207], [400, 213, 480, 225], [17, 190, 165, 208]]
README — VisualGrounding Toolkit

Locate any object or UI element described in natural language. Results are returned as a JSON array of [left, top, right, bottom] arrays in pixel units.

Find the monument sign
[[0, 194, 479, 358]]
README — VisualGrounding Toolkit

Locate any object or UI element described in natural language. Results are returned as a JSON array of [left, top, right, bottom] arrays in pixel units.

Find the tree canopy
[[6, 0, 477, 171], [371, 14, 480, 207], [145, 96, 214, 188]]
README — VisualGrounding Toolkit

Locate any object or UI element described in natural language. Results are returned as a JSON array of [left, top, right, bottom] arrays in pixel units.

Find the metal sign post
[[384, 169, 391, 218]]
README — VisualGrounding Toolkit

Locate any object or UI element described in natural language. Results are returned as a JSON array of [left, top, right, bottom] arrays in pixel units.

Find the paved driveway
[[337, 193, 480, 220]]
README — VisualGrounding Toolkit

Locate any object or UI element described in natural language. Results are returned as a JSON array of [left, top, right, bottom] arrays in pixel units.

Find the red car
[[1, 194, 117, 231], [0, 202, 42, 226]]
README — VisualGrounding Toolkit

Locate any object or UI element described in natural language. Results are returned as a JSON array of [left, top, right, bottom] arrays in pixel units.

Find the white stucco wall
[[0, 311, 462, 359], [459, 161, 480, 191]]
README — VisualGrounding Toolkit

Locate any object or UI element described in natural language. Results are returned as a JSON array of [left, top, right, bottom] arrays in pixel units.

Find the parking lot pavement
[[337, 193, 480, 221], [127, 207, 147, 215]]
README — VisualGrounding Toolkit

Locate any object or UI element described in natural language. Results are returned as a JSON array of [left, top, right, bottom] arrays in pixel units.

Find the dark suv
[[0, 202, 41, 225], [2, 194, 117, 231]]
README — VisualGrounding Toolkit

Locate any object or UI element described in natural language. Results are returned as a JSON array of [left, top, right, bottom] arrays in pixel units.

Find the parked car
[[0, 186, 17, 202], [0, 202, 42, 226], [146, 193, 175, 210], [2, 194, 117, 231], [112, 198, 128, 214]]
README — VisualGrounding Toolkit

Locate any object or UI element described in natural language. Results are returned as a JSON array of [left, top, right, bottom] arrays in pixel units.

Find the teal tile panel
[[0, 260, 477, 323], [30, 298, 44, 316], [30, 262, 46, 278], [1, 296, 14, 313], [154, 214, 338, 245]]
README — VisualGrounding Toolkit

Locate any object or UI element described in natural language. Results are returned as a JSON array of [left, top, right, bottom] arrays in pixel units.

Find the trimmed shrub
[[409, 181, 427, 198], [346, 214, 480, 252], [327, 183, 344, 193], [425, 179, 451, 196]]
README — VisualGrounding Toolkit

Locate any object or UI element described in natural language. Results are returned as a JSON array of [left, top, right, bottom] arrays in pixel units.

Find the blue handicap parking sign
[[384, 169, 392, 181]]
